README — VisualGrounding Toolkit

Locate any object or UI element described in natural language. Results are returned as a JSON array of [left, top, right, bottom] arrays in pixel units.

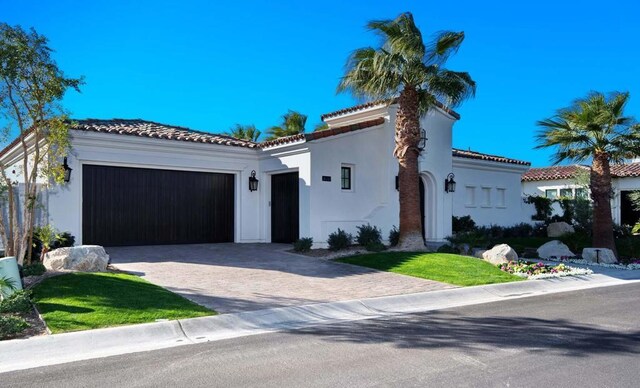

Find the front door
[[271, 172, 299, 243]]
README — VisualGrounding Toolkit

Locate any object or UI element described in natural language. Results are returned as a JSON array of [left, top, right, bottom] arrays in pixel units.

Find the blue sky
[[3, 0, 638, 166]]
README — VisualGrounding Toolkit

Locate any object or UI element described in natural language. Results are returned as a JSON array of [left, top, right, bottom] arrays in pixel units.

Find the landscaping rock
[[482, 244, 518, 265], [537, 240, 574, 259], [547, 222, 575, 237], [43, 246, 109, 272], [582, 248, 617, 264]]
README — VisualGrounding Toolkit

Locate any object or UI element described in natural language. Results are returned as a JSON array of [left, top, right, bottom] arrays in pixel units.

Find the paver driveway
[[108, 243, 454, 313]]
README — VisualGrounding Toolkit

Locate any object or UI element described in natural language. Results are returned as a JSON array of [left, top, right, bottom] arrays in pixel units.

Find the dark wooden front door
[[271, 172, 299, 243], [82, 165, 234, 246]]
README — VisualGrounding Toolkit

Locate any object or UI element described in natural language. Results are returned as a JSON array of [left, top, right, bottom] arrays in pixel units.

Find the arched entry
[[419, 172, 438, 242]]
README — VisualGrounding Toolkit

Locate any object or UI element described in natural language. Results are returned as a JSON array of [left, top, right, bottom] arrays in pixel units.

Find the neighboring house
[[521, 164, 640, 226], [0, 101, 530, 248]]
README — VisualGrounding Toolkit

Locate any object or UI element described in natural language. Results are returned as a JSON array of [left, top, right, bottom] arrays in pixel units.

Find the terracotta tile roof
[[72, 119, 257, 148], [452, 148, 531, 166], [523, 162, 640, 182], [320, 99, 461, 120], [259, 117, 386, 148]]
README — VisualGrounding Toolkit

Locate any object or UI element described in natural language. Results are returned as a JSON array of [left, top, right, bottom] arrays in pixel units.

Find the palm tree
[[265, 110, 308, 140], [337, 12, 476, 250], [314, 122, 329, 132], [536, 92, 640, 256], [226, 124, 261, 142]]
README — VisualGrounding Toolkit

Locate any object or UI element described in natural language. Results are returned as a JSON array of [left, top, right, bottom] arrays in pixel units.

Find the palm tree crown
[[226, 124, 261, 142], [265, 110, 308, 140]]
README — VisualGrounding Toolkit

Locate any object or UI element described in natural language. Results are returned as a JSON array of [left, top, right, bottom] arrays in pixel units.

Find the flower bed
[[498, 261, 593, 280], [547, 256, 640, 270]]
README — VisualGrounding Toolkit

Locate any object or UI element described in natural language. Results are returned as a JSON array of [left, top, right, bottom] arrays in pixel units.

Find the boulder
[[582, 248, 617, 264], [537, 240, 575, 259], [43, 245, 109, 272], [482, 244, 518, 265], [547, 222, 575, 237]]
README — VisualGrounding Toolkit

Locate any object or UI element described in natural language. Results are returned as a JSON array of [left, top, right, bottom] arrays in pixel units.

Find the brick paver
[[108, 243, 455, 313]]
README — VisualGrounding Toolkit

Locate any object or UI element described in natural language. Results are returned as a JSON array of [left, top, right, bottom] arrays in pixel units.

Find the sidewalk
[[1, 268, 639, 374]]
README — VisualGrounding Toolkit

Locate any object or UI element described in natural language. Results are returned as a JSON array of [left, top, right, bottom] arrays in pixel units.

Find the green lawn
[[32, 272, 214, 333], [337, 252, 523, 286]]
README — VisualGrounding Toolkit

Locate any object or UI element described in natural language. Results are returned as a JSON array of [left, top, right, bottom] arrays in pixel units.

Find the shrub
[[52, 231, 75, 249], [21, 263, 46, 277], [0, 290, 32, 314], [293, 237, 313, 252], [558, 229, 591, 253], [437, 244, 458, 254], [365, 241, 386, 252], [388, 226, 400, 247], [452, 215, 476, 233], [0, 315, 29, 339], [356, 224, 382, 247], [327, 228, 353, 251], [0, 276, 17, 301]]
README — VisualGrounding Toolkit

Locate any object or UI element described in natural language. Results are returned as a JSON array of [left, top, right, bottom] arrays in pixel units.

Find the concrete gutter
[[1, 271, 638, 374]]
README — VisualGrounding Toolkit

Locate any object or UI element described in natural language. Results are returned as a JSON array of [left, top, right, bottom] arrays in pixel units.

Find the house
[[521, 163, 640, 226], [0, 101, 530, 248]]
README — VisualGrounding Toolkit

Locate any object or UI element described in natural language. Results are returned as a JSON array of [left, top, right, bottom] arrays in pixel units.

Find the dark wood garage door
[[83, 165, 234, 246], [271, 172, 299, 243]]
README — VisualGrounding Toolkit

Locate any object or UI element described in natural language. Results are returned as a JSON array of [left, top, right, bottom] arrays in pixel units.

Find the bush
[[558, 229, 591, 253], [327, 229, 353, 251], [437, 244, 458, 254], [0, 315, 29, 339], [0, 290, 32, 314], [356, 224, 382, 247], [21, 263, 46, 277], [388, 226, 400, 247], [293, 237, 313, 252], [52, 231, 75, 249], [365, 241, 386, 252], [452, 215, 476, 233]]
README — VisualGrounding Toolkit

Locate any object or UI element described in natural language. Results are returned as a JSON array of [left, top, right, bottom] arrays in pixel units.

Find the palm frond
[[425, 31, 465, 64]]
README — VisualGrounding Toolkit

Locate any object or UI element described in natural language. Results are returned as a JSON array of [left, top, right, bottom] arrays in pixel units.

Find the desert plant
[[0, 315, 29, 339], [452, 215, 476, 233], [0, 276, 17, 301], [293, 237, 313, 253], [34, 225, 56, 259], [356, 224, 382, 247], [327, 229, 353, 251], [388, 226, 400, 247], [0, 290, 31, 313]]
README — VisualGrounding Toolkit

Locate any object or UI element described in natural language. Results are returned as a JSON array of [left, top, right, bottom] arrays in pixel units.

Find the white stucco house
[[0, 101, 530, 248], [521, 163, 640, 226]]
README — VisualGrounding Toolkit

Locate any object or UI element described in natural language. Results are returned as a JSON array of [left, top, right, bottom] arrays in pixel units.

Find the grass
[[32, 272, 214, 333], [337, 252, 523, 286]]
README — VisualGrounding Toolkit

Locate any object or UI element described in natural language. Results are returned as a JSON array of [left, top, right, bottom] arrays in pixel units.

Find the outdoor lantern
[[444, 173, 456, 193], [418, 128, 428, 151], [249, 170, 259, 192], [62, 157, 72, 183]]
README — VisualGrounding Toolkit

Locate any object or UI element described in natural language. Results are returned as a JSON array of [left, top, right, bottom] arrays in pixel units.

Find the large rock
[[482, 244, 518, 265], [537, 240, 575, 259], [547, 222, 575, 237], [43, 245, 109, 272], [582, 248, 617, 264]]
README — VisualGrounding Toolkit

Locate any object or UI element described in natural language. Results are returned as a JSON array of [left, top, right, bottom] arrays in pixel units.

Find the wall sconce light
[[249, 170, 259, 192], [444, 173, 456, 193], [418, 128, 428, 152], [62, 157, 72, 183]]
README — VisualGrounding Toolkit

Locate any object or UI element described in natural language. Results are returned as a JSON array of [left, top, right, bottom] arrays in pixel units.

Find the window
[[560, 188, 574, 198], [496, 188, 506, 207], [341, 166, 352, 190], [575, 188, 588, 199], [465, 186, 476, 207], [545, 189, 558, 199], [481, 187, 491, 207]]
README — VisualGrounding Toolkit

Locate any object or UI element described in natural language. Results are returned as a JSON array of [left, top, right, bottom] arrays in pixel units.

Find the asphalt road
[[3, 283, 640, 387]]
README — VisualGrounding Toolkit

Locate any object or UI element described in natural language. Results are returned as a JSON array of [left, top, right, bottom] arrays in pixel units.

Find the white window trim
[[496, 187, 507, 209], [465, 185, 476, 208], [481, 186, 492, 208]]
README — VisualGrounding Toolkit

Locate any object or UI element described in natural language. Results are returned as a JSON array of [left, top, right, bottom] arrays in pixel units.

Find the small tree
[[0, 24, 82, 265]]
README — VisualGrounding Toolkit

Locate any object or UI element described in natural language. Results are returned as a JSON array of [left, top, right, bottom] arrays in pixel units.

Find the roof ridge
[[320, 99, 460, 120]]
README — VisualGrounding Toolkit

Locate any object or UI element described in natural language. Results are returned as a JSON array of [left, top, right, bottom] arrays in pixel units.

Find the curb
[[1, 273, 638, 373]]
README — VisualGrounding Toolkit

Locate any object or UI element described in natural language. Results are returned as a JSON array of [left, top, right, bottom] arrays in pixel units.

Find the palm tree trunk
[[590, 152, 617, 257], [395, 87, 425, 250]]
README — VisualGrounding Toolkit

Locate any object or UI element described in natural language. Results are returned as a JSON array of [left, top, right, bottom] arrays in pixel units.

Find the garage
[[82, 164, 234, 246]]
